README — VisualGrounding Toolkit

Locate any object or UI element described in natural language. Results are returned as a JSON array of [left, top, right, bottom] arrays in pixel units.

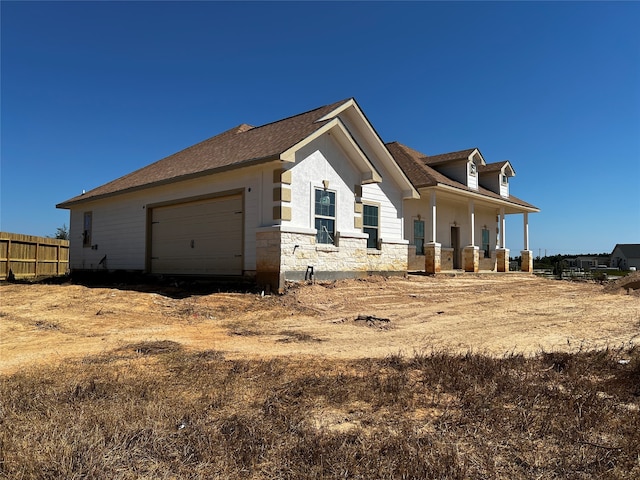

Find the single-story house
[[57, 98, 539, 291], [610, 244, 640, 270], [567, 256, 610, 270]]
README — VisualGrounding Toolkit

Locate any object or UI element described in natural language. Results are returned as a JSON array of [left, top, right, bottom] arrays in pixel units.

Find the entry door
[[451, 226, 461, 269], [150, 195, 243, 275]]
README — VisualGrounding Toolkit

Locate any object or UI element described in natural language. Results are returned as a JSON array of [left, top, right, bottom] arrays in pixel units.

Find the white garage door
[[150, 194, 243, 275]]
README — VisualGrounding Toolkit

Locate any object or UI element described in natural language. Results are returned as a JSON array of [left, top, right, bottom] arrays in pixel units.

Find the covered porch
[[406, 187, 539, 274]]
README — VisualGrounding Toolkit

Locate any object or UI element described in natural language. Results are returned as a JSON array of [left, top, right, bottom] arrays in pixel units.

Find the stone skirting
[[441, 248, 454, 271], [256, 228, 408, 292], [408, 245, 425, 271]]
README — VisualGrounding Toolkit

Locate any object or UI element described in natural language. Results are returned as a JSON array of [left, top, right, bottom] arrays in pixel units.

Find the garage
[[150, 194, 243, 275]]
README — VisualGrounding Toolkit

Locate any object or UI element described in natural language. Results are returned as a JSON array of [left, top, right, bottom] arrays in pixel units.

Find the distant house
[[57, 98, 539, 291], [610, 244, 640, 270], [574, 256, 602, 270]]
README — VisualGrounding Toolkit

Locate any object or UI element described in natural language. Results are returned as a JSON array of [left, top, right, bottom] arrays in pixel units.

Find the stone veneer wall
[[257, 229, 408, 292], [408, 246, 425, 271], [479, 252, 497, 271], [441, 248, 454, 270]]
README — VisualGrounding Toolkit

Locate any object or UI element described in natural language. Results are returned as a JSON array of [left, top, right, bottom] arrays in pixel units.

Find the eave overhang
[[56, 155, 283, 209], [419, 184, 540, 214]]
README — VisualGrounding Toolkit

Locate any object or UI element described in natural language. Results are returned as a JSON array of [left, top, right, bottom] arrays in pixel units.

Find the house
[[57, 99, 419, 292], [57, 98, 539, 292], [386, 143, 539, 273], [573, 256, 606, 270], [610, 244, 640, 270]]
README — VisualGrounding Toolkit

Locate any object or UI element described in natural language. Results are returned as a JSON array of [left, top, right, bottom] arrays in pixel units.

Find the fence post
[[34, 241, 39, 277], [7, 238, 11, 279]]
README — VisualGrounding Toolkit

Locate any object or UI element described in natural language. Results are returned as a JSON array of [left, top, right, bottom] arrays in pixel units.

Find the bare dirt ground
[[2, 273, 639, 375]]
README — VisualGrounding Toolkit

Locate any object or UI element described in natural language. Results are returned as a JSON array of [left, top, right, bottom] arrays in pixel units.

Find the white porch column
[[429, 190, 437, 243], [499, 207, 506, 248], [468, 200, 475, 246], [496, 207, 509, 272], [425, 190, 441, 274], [463, 199, 479, 272], [521, 212, 533, 273]]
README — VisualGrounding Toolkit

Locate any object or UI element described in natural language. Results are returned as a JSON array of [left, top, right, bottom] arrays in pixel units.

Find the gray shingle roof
[[423, 148, 477, 166], [386, 142, 538, 210], [58, 99, 350, 207], [613, 244, 640, 258]]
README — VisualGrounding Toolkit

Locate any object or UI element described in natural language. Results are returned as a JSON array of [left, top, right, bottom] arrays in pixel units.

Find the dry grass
[[1, 343, 639, 479]]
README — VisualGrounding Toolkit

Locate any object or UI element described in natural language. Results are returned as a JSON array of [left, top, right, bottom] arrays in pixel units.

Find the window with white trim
[[314, 189, 335, 244], [501, 174, 508, 185], [363, 204, 379, 249], [469, 163, 477, 176]]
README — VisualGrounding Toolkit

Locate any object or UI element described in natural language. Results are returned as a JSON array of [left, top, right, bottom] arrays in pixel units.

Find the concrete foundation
[[424, 242, 441, 274], [496, 248, 510, 272], [463, 245, 479, 273]]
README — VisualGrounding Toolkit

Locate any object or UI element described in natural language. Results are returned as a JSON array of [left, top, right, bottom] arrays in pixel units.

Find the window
[[414, 219, 425, 255], [482, 228, 490, 258], [363, 204, 379, 249], [501, 174, 508, 185], [469, 163, 477, 176], [83, 212, 92, 248], [314, 189, 335, 244]]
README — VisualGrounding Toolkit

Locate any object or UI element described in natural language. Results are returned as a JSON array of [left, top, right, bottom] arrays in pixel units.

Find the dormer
[[478, 161, 515, 198], [424, 148, 485, 190]]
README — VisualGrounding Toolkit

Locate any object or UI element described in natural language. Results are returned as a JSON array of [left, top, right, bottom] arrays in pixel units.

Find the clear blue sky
[[2, 1, 639, 255]]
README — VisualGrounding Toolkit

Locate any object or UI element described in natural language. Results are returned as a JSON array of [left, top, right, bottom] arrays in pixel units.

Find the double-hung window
[[363, 204, 379, 249], [315, 189, 335, 244], [414, 219, 425, 255], [83, 212, 92, 248], [482, 228, 490, 258]]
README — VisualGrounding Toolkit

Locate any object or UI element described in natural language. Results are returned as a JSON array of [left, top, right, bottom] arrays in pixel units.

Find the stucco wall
[[66, 162, 275, 272]]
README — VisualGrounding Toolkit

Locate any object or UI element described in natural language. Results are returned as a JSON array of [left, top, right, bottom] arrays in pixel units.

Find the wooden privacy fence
[[0, 232, 69, 280]]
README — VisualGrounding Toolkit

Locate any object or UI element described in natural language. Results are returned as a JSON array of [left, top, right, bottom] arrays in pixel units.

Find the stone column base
[[425, 242, 441, 274], [463, 245, 479, 272], [496, 248, 510, 272], [521, 250, 533, 273]]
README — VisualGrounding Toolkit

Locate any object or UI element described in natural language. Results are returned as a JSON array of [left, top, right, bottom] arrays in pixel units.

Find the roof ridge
[[427, 147, 477, 158], [250, 98, 352, 131]]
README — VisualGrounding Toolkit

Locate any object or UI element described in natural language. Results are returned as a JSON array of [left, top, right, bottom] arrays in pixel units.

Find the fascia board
[[504, 161, 516, 177], [423, 184, 540, 213], [315, 98, 355, 122], [280, 118, 382, 184], [342, 100, 420, 199], [470, 149, 485, 166], [56, 157, 282, 209]]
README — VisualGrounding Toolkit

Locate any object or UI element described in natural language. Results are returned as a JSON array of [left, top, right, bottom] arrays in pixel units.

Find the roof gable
[[478, 161, 515, 177], [613, 244, 640, 257], [386, 142, 538, 211]]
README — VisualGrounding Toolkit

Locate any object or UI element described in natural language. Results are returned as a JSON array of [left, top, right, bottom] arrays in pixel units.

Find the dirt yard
[[1, 273, 639, 375]]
